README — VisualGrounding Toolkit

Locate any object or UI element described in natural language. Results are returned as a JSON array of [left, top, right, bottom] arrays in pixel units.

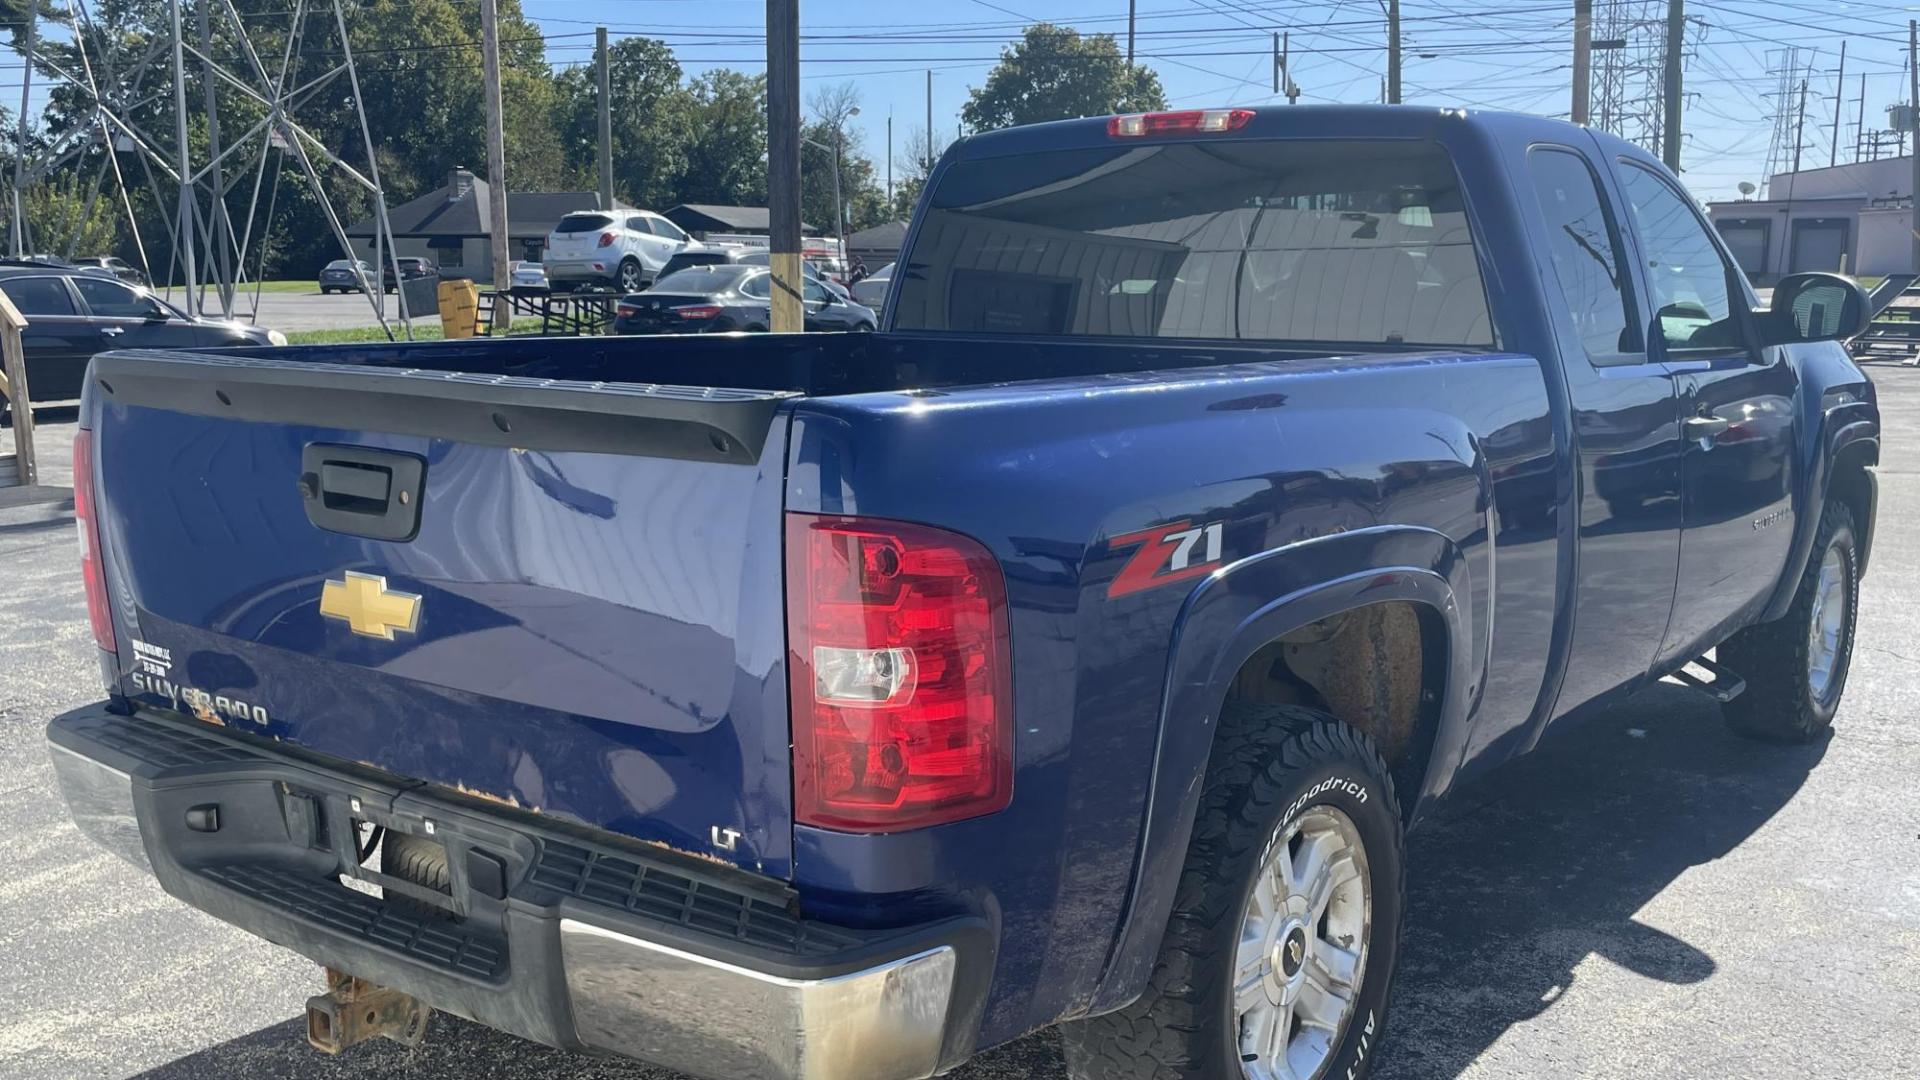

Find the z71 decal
[[1107, 519, 1225, 598]]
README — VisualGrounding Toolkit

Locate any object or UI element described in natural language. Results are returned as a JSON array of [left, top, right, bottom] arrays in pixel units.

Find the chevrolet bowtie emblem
[[319, 571, 422, 640]]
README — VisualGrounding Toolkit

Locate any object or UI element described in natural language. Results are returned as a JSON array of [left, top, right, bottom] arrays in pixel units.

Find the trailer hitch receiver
[[305, 967, 431, 1054]]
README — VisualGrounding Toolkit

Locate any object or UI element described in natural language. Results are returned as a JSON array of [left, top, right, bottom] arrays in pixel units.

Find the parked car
[[850, 260, 892, 308], [656, 246, 750, 280], [508, 260, 548, 292], [733, 249, 854, 300], [0, 266, 284, 410], [69, 255, 147, 286], [47, 107, 1879, 1080], [317, 258, 375, 294], [380, 256, 436, 293], [610, 264, 876, 334], [544, 209, 703, 292]]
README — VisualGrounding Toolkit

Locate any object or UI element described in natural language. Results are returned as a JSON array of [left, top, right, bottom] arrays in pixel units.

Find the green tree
[[961, 23, 1165, 133], [675, 69, 767, 206], [554, 37, 687, 208], [801, 83, 886, 237], [24, 171, 119, 255]]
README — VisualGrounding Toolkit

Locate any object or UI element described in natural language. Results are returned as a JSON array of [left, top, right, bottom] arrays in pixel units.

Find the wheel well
[[1223, 600, 1445, 819], [1829, 441, 1876, 574]]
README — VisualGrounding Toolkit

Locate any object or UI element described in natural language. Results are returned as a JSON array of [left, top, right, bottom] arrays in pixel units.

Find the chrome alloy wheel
[[1236, 805, 1372, 1080], [1806, 546, 1850, 705]]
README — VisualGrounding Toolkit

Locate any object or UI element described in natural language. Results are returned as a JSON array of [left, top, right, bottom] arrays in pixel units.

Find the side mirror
[[1760, 272, 1870, 345]]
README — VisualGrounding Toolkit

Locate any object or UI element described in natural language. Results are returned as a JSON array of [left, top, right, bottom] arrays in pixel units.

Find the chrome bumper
[[46, 705, 975, 1080], [562, 920, 956, 1080]]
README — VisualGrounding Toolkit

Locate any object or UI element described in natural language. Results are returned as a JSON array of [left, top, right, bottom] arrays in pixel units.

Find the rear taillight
[[597, 231, 616, 248], [786, 514, 1013, 831], [615, 302, 640, 318], [72, 430, 115, 652], [1108, 108, 1254, 137], [672, 304, 723, 320]]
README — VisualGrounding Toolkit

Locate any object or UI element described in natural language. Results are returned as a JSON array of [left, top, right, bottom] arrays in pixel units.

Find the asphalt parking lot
[[3, 366, 1917, 1079], [153, 287, 410, 333]]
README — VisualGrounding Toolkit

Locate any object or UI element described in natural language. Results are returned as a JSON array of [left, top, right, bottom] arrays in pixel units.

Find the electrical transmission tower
[[1589, 0, 1700, 161], [2, 0, 415, 336]]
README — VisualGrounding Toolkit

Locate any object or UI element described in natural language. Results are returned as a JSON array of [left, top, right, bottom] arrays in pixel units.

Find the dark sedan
[[611, 265, 876, 335], [0, 267, 284, 414], [318, 258, 375, 294]]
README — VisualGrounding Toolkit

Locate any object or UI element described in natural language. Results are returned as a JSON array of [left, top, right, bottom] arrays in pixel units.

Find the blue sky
[[7, 0, 1916, 203], [519, 0, 1920, 202]]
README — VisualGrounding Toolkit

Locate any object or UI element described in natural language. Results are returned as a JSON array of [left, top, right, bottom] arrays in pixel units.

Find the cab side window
[[1527, 147, 1639, 364], [1616, 162, 1743, 353], [75, 277, 162, 319]]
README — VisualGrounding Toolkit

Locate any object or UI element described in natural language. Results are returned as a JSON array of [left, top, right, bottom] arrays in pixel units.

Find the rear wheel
[[617, 258, 645, 292], [1061, 704, 1404, 1080], [1719, 500, 1859, 743]]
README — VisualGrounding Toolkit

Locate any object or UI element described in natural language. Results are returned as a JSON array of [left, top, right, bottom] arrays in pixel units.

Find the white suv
[[543, 210, 703, 292]]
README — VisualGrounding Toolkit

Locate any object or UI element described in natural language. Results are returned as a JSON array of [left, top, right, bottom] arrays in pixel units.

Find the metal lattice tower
[[2, 0, 416, 336]]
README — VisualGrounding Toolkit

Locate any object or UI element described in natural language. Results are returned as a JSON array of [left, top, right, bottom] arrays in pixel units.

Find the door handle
[[99, 326, 124, 337], [1684, 415, 1731, 439]]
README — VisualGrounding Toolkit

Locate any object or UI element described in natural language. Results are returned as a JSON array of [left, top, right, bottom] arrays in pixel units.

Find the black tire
[[383, 830, 451, 915], [1061, 704, 1405, 1080], [1719, 500, 1859, 743], [617, 259, 645, 292]]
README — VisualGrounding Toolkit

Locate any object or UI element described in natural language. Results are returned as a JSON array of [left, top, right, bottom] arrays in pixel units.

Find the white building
[[1707, 156, 1914, 281]]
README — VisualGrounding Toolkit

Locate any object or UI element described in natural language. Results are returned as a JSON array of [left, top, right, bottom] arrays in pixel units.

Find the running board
[[1668, 656, 1747, 703]]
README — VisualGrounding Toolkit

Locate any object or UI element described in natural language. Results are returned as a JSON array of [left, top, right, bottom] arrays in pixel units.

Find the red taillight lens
[[786, 514, 1013, 831], [615, 302, 640, 317], [1108, 108, 1254, 137], [597, 231, 616, 248], [672, 304, 723, 320], [72, 430, 115, 652]]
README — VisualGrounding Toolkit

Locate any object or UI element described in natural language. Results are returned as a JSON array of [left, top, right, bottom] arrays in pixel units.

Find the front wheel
[[1719, 500, 1859, 743], [1061, 704, 1405, 1080]]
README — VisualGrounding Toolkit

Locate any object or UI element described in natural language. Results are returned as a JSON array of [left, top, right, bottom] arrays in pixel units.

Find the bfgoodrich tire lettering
[[1061, 703, 1406, 1080], [1719, 499, 1859, 743]]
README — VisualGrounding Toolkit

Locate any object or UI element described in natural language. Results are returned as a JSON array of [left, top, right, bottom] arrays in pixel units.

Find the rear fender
[[1088, 524, 1474, 1013]]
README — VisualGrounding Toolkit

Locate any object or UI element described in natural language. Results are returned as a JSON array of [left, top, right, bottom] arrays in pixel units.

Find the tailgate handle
[[301, 444, 426, 542]]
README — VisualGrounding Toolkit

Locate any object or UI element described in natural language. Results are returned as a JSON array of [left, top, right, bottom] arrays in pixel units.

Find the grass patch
[[285, 318, 548, 345]]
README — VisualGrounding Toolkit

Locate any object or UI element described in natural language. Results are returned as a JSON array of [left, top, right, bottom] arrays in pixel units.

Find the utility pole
[[169, 0, 196, 315], [11, 10, 33, 257], [925, 70, 934, 173], [1284, 33, 1297, 103], [1573, 0, 1592, 125], [1386, 0, 1401, 105], [1127, 0, 1136, 66], [768, 0, 802, 333], [886, 113, 893, 207], [1272, 32, 1279, 94], [597, 26, 614, 211], [1909, 20, 1918, 276], [1856, 71, 1867, 165], [480, 0, 511, 315], [1830, 40, 1845, 167], [1662, 0, 1683, 171]]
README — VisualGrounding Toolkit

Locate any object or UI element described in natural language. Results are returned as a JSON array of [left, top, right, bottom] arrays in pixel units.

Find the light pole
[[804, 104, 859, 265]]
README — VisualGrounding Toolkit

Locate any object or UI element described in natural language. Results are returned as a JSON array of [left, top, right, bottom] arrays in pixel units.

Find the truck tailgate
[[87, 350, 800, 877]]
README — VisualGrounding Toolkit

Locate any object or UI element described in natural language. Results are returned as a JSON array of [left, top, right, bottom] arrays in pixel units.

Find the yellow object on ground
[[436, 279, 480, 339]]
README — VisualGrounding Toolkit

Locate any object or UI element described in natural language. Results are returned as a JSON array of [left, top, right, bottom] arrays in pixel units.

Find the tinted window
[[893, 139, 1493, 346], [75, 277, 161, 318], [626, 216, 652, 234], [1617, 162, 1739, 351], [651, 266, 748, 293], [653, 217, 688, 243], [0, 276, 76, 315], [1528, 148, 1636, 362], [555, 213, 614, 233], [739, 272, 772, 299], [803, 278, 830, 303]]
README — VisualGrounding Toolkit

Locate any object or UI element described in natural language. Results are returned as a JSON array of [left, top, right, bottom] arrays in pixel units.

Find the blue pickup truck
[[48, 106, 1877, 1080]]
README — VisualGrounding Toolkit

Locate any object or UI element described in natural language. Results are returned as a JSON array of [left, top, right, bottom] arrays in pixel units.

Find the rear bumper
[[47, 702, 989, 1080], [545, 258, 619, 284]]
